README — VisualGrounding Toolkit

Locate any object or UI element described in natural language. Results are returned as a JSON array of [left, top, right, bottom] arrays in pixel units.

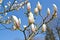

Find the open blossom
[[27, 2, 31, 12], [42, 24, 47, 32], [0, 0, 3, 3], [34, 7, 39, 15], [53, 4, 57, 12], [28, 12, 34, 25], [12, 15, 21, 30], [37, 1, 42, 11], [47, 8, 50, 15], [31, 24, 36, 32]]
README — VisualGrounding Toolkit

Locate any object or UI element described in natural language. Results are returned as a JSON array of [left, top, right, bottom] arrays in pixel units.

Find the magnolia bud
[[28, 12, 34, 24], [12, 15, 21, 29], [27, 2, 31, 12], [42, 24, 46, 32], [47, 8, 50, 15], [0, 0, 3, 4], [23, 25, 27, 29], [34, 7, 39, 15], [53, 4, 57, 12], [31, 24, 36, 32], [37, 1, 42, 11]]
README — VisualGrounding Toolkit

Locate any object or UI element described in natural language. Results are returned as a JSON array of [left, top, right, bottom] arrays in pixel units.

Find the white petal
[[27, 2, 31, 7], [12, 15, 19, 23], [23, 25, 27, 28], [19, 18, 21, 24], [5, 5, 7, 8]]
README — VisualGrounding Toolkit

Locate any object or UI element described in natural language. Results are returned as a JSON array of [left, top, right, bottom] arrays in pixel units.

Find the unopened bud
[[37, 1, 42, 11], [34, 7, 39, 15]]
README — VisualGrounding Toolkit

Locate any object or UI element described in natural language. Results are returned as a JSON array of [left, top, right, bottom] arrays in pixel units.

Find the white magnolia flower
[[0, 0, 3, 3], [28, 12, 34, 24], [47, 8, 50, 15], [37, 1, 42, 11], [27, 2, 31, 12], [42, 24, 46, 32], [31, 24, 36, 32], [12, 15, 21, 30], [53, 4, 57, 12], [34, 7, 39, 15]]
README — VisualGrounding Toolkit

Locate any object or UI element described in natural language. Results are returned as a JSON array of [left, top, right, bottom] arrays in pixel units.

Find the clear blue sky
[[0, 0, 60, 40]]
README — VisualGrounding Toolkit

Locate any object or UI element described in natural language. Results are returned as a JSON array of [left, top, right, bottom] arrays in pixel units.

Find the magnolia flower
[[34, 7, 39, 15], [53, 4, 57, 12], [37, 1, 42, 11], [0, 0, 3, 3], [31, 24, 36, 32], [28, 12, 34, 25], [27, 2, 31, 12], [47, 8, 50, 15], [12, 15, 21, 30], [42, 24, 46, 32]]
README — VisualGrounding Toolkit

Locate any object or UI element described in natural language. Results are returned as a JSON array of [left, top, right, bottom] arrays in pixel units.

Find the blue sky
[[0, 0, 60, 40]]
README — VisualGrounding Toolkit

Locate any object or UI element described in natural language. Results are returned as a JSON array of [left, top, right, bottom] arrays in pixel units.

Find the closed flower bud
[[53, 4, 57, 12], [12, 15, 21, 30], [47, 8, 50, 15], [42, 24, 46, 32], [23, 25, 27, 29], [31, 24, 36, 32], [37, 1, 42, 11], [28, 12, 34, 25], [27, 2, 31, 12], [34, 7, 39, 15], [0, 0, 3, 3]]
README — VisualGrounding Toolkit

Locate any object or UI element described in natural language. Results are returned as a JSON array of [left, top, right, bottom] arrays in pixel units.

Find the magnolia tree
[[0, 0, 59, 40]]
